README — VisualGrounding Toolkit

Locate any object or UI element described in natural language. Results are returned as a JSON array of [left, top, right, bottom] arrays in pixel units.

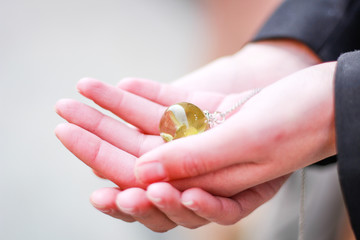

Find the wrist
[[231, 39, 322, 89], [250, 39, 321, 65]]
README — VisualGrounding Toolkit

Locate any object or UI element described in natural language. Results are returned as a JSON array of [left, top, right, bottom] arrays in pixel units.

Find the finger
[[134, 113, 258, 183], [116, 188, 176, 232], [180, 175, 288, 225], [117, 78, 224, 111], [76, 78, 165, 135], [55, 99, 163, 157], [138, 140, 282, 197], [169, 162, 271, 197], [146, 182, 208, 229], [54, 123, 143, 189], [181, 188, 243, 225], [90, 187, 135, 222], [229, 175, 290, 218]]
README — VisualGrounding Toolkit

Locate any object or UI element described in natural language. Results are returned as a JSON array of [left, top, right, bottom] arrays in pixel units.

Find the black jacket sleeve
[[254, 0, 360, 61], [335, 51, 360, 239]]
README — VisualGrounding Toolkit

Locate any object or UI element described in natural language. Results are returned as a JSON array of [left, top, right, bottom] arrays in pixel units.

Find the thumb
[[134, 115, 257, 184]]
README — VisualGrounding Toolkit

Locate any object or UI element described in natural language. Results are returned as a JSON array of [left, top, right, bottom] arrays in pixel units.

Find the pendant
[[159, 102, 209, 142], [159, 88, 262, 142]]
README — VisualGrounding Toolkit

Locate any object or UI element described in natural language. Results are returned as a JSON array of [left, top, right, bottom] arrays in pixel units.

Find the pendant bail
[[204, 110, 226, 128]]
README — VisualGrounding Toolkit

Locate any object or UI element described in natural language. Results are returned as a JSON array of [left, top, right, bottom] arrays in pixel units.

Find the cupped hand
[[55, 39, 322, 230], [135, 62, 337, 196], [55, 77, 261, 195], [56, 62, 336, 198], [54, 76, 289, 231], [55, 39, 320, 192]]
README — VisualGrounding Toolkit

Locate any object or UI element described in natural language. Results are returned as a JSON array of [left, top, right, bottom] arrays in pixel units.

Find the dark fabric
[[254, 0, 360, 61], [313, 155, 337, 166], [335, 51, 360, 239]]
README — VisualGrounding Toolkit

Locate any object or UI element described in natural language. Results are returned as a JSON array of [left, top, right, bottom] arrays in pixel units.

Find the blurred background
[[0, 0, 354, 239]]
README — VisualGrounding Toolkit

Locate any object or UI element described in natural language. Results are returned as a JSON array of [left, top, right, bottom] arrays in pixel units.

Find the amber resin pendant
[[159, 88, 261, 142], [159, 102, 209, 142]]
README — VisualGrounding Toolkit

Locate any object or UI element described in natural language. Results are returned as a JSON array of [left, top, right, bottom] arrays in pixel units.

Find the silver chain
[[203, 88, 262, 127], [298, 168, 306, 240]]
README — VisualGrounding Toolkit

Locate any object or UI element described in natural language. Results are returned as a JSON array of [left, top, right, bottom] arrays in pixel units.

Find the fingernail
[[136, 161, 167, 183], [147, 194, 162, 203], [118, 206, 135, 214], [116, 196, 136, 214], [182, 200, 198, 211], [147, 195, 164, 208]]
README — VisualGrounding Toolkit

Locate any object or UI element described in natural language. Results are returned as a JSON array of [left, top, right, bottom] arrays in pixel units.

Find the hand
[[55, 39, 321, 230], [55, 76, 292, 231], [56, 63, 335, 196], [70, 39, 318, 182], [134, 62, 337, 196], [89, 176, 288, 232], [55, 78, 265, 195], [70, 39, 318, 190]]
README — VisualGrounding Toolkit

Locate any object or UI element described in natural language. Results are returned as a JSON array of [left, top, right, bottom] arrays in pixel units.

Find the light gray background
[[0, 0, 209, 239]]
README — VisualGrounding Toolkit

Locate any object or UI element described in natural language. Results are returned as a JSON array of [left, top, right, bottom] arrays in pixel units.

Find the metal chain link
[[298, 168, 306, 240], [204, 88, 262, 127]]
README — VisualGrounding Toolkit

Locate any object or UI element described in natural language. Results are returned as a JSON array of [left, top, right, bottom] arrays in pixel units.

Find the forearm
[[230, 39, 321, 89], [173, 39, 321, 94]]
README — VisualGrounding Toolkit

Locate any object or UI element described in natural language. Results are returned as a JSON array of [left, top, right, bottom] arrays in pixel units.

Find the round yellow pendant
[[159, 102, 209, 142]]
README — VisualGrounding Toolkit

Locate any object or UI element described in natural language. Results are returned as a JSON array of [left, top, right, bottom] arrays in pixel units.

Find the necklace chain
[[298, 168, 306, 240], [204, 88, 262, 127]]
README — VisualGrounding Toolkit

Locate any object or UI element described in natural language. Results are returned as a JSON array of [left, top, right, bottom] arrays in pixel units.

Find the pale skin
[[135, 62, 337, 186], [55, 40, 332, 232]]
